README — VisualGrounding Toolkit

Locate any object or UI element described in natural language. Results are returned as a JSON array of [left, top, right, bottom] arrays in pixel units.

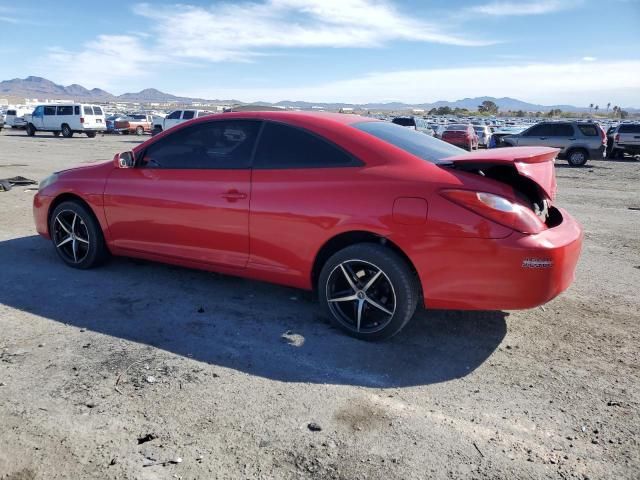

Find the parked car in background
[[152, 109, 215, 135], [610, 123, 640, 158], [441, 124, 478, 150], [0, 113, 4, 131], [502, 121, 605, 166], [473, 125, 492, 148], [391, 116, 434, 136], [24, 104, 106, 138], [33, 111, 582, 340], [605, 125, 618, 157], [105, 114, 127, 133], [5, 106, 33, 129], [490, 126, 526, 148], [115, 113, 153, 135]]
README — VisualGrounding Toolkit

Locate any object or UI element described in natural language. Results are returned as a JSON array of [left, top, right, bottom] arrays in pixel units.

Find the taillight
[[440, 190, 546, 234], [80, 117, 85, 124], [615, 134, 620, 142]]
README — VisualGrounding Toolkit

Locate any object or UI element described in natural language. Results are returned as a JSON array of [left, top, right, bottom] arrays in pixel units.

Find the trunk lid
[[442, 146, 558, 200]]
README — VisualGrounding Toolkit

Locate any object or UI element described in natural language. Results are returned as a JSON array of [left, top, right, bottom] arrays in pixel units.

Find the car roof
[[216, 110, 371, 126]]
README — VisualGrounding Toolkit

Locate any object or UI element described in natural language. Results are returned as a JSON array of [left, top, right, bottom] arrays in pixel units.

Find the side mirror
[[115, 151, 135, 168]]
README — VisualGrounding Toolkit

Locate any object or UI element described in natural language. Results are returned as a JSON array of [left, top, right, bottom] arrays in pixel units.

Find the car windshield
[[354, 121, 464, 164], [446, 124, 467, 131]]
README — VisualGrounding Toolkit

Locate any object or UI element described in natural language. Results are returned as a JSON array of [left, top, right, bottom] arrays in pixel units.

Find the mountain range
[[0, 76, 634, 113]]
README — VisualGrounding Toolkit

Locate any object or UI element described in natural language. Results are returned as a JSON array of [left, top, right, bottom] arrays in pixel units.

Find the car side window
[[167, 111, 182, 119], [550, 124, 574, 137], [182, 111, 195, 120], [254, 122, 360, 169], [44, 106, 56, 116], [524, 124, 550, 137], [33, 106, 43, 116], [57, 106, 73, 116], [139, 120, 261, 169], [577, 124, 598, 136]]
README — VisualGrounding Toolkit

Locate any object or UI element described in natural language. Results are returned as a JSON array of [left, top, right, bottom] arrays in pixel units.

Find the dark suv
[[503, 121, 605, 166]]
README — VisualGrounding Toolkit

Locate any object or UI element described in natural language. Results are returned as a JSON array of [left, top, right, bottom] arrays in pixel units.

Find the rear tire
[[86, 132, 96, 138], [152, 126, 162, 136], [26, 123, 36, 136], [61, 124, 73, 138], [135, 126, 144, 135], [53, 131, 60, 137], [567, 148, 588, 167], [49, 201, 108, 269], [318, 243, 419, 341]]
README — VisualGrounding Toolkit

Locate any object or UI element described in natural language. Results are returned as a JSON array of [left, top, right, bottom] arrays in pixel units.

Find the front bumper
[[33, 193, 53, 239], [409, 208, 583, 310]]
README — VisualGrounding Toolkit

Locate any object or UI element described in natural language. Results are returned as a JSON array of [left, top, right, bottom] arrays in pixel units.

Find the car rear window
[[618, 124, 640, 134], [7, 110, 16, 115], [83, 106, 94, 115], [577, 124, 599, 136], [93, 106, 103, 115], [446, 125, 467, 131], [392, 117, 415, 127], [354, 121, 464, 164]]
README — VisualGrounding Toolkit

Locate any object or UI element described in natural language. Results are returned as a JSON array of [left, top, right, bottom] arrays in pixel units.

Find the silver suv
[[610, 123, 640, 158], [503, 121, 605, 167]]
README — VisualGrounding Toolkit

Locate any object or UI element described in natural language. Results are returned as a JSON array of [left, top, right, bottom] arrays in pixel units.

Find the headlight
[[39, 173, 59, 191]]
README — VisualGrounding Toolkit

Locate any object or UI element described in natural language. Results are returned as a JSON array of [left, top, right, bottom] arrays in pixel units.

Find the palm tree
[[606, 102, 611, 113], [595, 105, 599, 115], [589, 103, 594, 113]]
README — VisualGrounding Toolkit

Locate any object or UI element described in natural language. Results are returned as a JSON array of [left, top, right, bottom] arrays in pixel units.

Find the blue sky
[[1, 0, 639, 106]]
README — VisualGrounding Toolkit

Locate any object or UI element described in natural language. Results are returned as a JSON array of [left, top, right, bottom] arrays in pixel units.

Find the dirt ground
[[0, 129, 638, 480]]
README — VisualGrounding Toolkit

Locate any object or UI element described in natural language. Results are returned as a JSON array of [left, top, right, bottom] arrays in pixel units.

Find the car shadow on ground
[[0, 236, 507, 388]]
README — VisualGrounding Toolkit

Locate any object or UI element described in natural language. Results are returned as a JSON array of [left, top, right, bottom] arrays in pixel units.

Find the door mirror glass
[[118, 151, 135, 168]]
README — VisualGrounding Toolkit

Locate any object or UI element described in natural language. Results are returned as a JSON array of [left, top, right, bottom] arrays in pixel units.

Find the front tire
[[49, 201, 108, 269], [61, 124, 73, 138], [26, 123, 36, 136], [53, 131, 60, 137], [318, 243, 419, 341]]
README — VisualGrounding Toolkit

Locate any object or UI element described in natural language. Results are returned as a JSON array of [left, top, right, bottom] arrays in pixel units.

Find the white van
[[5, 106, 34, 129], [25, 104, 106, 138]]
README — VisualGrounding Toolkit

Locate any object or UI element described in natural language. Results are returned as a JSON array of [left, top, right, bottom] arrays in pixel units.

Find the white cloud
[[185, 60, 640, 106], [40, 35, 164, 90], [133, 0, 494, 63], [582, 56, 597, 61], [471, 0, 573, 16]]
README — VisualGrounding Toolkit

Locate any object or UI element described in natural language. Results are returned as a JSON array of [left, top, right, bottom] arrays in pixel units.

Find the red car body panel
[[34, 111, 582, 310]]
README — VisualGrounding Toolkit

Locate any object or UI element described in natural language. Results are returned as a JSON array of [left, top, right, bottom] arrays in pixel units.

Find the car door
[[511, 123, 553, 147], [164, 110, 182, 130], [547, 123, 575, 151], [31, 106, 45, 129], [103, 119, 261, 268], [43, 105, 57, 129]]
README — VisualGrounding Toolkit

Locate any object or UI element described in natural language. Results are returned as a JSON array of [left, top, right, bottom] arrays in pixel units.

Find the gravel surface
[[0, 130, 638, 479]]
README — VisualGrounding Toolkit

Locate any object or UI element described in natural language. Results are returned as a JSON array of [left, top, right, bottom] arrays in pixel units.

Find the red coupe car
[[33, 112, 582, 340], [441, 123, 479, 151]]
